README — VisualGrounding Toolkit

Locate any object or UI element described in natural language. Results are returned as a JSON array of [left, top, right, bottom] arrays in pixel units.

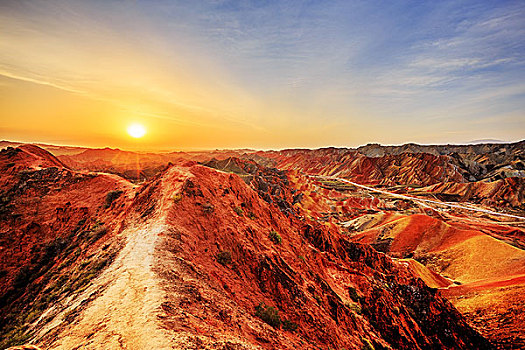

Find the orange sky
[[1, 1, 523, 151]]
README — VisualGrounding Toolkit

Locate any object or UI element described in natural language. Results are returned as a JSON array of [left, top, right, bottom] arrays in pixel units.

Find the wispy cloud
[[0, 0, 523, 148]]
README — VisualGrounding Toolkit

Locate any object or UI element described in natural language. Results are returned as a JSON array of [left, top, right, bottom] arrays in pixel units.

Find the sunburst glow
[[127, 123, 146, 138]]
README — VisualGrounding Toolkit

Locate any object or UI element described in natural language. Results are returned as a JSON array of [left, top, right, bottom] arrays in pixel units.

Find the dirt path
[[36, 167, 191, 349], [37, 221, 173, 349]]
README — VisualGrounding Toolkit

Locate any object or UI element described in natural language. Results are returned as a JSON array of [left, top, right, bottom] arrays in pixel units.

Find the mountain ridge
[[0, 145, 496, 349]]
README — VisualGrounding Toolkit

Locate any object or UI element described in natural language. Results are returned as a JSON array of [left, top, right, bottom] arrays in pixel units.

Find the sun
[[127, 123, 146, 138]]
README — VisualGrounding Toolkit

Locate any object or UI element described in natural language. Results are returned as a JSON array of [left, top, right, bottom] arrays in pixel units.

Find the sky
[[0, 0, 524, 150]]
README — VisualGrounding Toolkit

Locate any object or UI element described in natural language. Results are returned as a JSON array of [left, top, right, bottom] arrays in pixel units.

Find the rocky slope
[[0, 146, 135, 348], [253, 140, 524, 186], [346, 212, 525, 348], [242, 144, 525, 349], [257, 148, 467, 186], [356, 140, 524, 158], [289, 175, 525, 348], [1, 146, 492, 349], [355, 140, 525, 183], [414, 177, 525, 210]]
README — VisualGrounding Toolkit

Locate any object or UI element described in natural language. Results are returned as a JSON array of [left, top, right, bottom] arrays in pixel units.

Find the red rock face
[[0, 145, 493, 349], [348, 212, 525, 348], [244, 147, 525, 348], [141, 164, 491, 349], [0, 145, 133, 347], [419, 177, 525, 209], [261, 149, 466, 186]]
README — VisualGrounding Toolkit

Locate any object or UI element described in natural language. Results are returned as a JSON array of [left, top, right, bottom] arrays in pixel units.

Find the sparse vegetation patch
[[105, 190, 123, 208], [233, 206, 244, 216], [216, 251, 232, 266], [346, 302, 362, 314], [202, 202, 214, 213], [269, 229, 282, 244], [282, 319, 298, 332], [348, 286, 363, 303], [255, 302, 281, 328]]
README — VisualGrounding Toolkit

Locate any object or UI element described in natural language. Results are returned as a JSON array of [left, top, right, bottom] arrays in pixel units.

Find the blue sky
[[0, 0, 523, 149]]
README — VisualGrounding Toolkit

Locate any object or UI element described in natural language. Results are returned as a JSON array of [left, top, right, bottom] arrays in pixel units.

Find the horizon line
[[1, 138, 523, 154]]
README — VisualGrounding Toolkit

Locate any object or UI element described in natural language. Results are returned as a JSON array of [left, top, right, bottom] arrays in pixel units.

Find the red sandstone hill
[[346, 213, 525, 348], [4, 140, 522, 185], [58, 147, 252, 182], [349, 214, 525, 283], [242, 147, 524, 349], [10, 140, 521, 188], [0, 141, 88, 156], [356, 141, 525, 182], [0, 145, 67, 171], [0, 145, 492, 349], [257, 148, 466, 186], [414, 177, 525, 209], [0, 146, 134, 348], [251, 140, 524, 186]]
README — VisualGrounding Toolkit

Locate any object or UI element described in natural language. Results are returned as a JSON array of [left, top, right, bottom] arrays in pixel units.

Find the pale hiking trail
[[37, 168, 190, 349]]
